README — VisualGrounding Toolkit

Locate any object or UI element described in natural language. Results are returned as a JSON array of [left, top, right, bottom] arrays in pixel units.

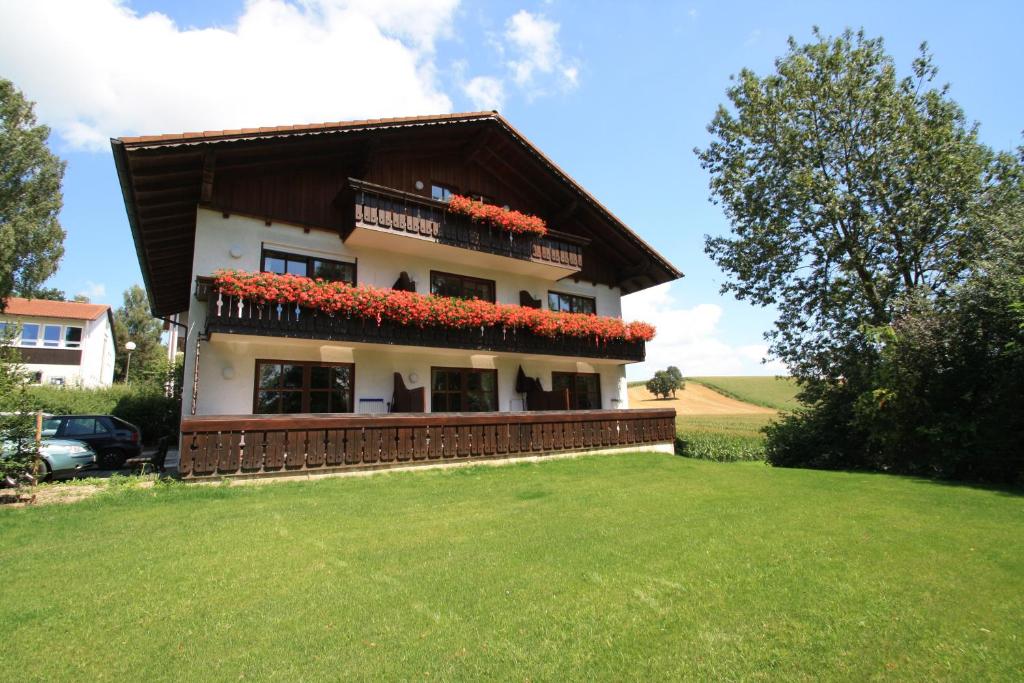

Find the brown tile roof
[[2, 297, 110, 321], [118, 111, 498, 146]]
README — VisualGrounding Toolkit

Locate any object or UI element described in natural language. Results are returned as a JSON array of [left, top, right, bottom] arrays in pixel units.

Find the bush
[[26, 385, 180, 446]]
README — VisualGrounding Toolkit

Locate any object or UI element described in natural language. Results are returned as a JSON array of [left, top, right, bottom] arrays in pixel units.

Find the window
[[43, 324, 62, 347], [254, 360, 354, 414], [552, 372, 602, 410], [468, 192, 494, 205], [64, 417, 109, 437], [20, 323, 39, 346], [41, 417, 61, 437], [548, 291, 597, 315], [431, 368, 497, 413], [431, 183, 456, 202], [50, 377, 65, 386], [261, 248, 355, 285], [29, 371, 42, 384], [430, 271, 496, 303], [64, 326, 83, 348]]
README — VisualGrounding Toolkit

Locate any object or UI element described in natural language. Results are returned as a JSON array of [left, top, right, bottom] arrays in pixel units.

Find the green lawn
[[2, 455, 1022, 680], [690, 375, 802, 412]]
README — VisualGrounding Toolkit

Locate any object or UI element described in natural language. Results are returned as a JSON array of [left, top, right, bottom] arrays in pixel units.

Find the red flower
[[447, 195, 548, 237], [211, 270, 656, 343]]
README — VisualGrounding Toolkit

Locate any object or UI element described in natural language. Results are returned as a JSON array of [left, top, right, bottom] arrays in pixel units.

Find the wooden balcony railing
[[341, 178, 587, 271], [179, 408, 676, 479], [204, 289, 646, 362]]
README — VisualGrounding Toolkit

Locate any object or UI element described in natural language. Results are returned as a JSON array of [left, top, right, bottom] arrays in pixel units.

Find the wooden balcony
[[339, 179, 587, 280], [204, 289, 646, 362], [179, 408, 676, 479]]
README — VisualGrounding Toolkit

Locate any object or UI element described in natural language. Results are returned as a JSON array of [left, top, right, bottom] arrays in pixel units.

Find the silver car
[[1, 439, 97, 482]]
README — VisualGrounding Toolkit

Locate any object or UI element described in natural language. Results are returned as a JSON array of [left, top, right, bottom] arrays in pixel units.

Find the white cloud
[[0, 0, 459, 151], [503, 10, 579, 94], [621, 283, 788, 379], [76, 280, 106, 301], [462, 75, 504, 110]]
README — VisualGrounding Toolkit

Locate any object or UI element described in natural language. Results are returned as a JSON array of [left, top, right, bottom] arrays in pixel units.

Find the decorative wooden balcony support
[[341, 178, 587, 272], [204, 290, 646, 362], [179, 408, 677, 479]]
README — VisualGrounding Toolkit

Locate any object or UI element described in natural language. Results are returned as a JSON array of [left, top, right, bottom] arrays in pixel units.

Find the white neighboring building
[[0, 298, 116, 388]]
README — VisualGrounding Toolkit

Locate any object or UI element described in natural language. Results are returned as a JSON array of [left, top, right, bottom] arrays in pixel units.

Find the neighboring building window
[[20, 323, 40, 346], [261, 248, 356, 285], [254, 360, 354, 414], [431, 368, 497, 412], [43, 324, 62, 347], [430, 271, 496, 302], [49, 377, 66, 386], [552, 372, 602, 410], [431, 183, 456, 202], [29, 371, 43, 384], [64, 326, 83, 348], [548, 291, 597, 315]]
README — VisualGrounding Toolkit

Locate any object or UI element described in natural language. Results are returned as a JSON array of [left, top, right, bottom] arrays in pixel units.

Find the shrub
[[25, 385, 180, 445]]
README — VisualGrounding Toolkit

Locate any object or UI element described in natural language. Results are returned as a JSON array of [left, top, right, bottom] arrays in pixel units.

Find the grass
[[689, 375, 802, 412], [2, 454, 1022, 680], [676, 413, 775, 461]]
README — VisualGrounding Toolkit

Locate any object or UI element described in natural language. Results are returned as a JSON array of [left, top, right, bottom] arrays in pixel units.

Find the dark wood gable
[[113, 113, 681, 316]]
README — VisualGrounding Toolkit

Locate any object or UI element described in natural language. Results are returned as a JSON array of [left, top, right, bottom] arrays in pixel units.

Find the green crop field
[[689, 375, 802, 412], [676, 413, 776, 461], [2, 454, 1022, 680]]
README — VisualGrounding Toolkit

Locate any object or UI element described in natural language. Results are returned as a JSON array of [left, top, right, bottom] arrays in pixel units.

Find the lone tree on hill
[[0, 79, 65, 308], [647, 367, 685, 399]]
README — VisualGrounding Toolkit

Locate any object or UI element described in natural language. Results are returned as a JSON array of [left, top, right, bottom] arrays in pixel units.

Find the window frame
[[430, 366, 499, 413], [551, 371, 603, 410], [429, 270, 497, 303], [252, 359, 356, 415], [64, 326, 83, 348], [19, 323, 40, 347], [430, 182, 458, 202], [260, 246, 356, 286], [547, 291, 597, 315]]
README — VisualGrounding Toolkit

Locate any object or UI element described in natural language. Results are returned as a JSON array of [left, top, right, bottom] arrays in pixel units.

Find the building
[[0, 298, 116, 387], [112, 112, 681, 478]]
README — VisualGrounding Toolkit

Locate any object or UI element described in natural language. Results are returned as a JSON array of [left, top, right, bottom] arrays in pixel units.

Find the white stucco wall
[[0, 312, 114, 388], [181, 208, 631, 417]]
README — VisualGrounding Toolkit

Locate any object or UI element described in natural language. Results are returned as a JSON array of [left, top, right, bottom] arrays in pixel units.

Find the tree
[[0, 326, 41, 487], [699, 28, 1024, 481], [698, 28, 1000, 381], [646, 368, 685, 399], [113, 285, 166, 385], [0, 79, 65, 309], [16, 286, 65, 301], [665, 366, 685, 397]]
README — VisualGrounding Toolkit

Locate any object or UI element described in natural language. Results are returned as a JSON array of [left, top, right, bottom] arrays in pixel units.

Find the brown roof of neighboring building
[[2, 297, 110, 321]]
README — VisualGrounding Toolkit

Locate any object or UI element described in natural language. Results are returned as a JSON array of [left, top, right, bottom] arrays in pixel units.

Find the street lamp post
[[124, 341, 137, 384]]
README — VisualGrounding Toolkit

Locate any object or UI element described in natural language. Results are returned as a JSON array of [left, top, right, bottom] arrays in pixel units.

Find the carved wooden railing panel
[[179, 408, 676, 479], [205, 290, 646, 362], [344, 178, 587, 271]]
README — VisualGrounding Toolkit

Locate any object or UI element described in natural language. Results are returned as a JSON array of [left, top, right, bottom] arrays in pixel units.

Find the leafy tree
[[646, 368, 685, 399], [665, 366, 685, 397], [699, 28, 1024, 481], [0, 79, 65, 309], [113, 285, 166, 385], [15, 286, 65, 301], [698, 28, 1000, 380], [0, 326, 41, 487]]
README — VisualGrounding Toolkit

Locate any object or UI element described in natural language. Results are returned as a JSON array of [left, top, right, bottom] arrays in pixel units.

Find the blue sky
[[1, 0, 1021, 378]]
